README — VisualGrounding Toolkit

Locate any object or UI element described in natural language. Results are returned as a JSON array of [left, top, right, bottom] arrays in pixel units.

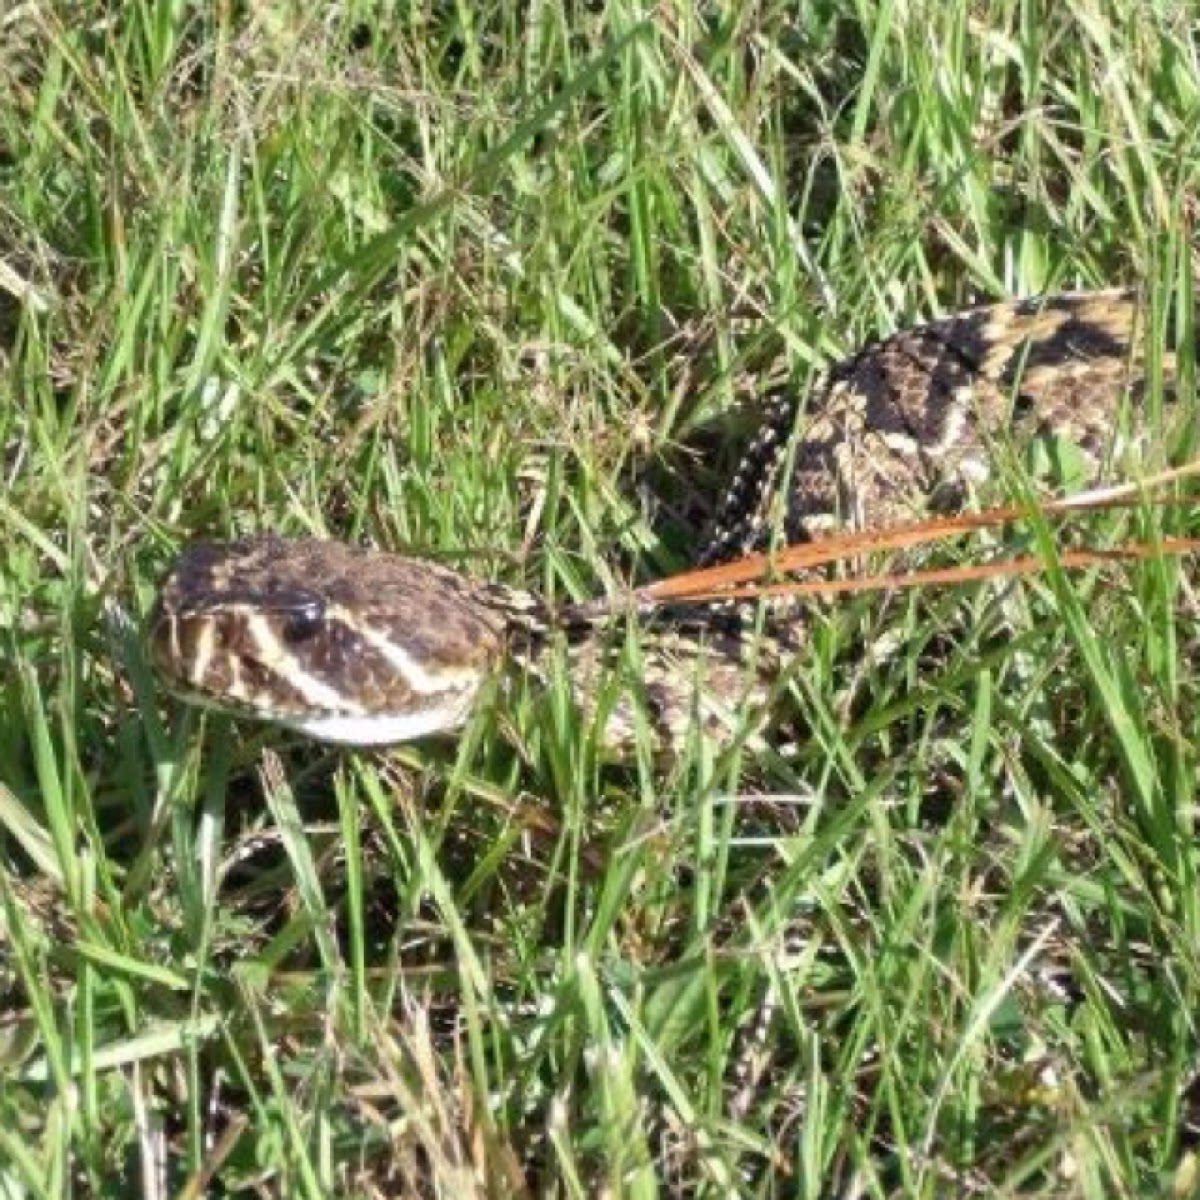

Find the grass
[[2, 0, 1200, 1195]]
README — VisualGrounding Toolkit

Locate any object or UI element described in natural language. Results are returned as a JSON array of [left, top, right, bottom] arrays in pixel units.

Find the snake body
[[149, 289, 1191, 750]]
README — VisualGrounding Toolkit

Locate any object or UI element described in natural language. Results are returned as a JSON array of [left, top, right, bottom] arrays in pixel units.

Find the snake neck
[[475, 577, 783, 752]]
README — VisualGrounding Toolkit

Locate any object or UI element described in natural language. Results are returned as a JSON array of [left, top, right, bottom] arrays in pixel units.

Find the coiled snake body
[[149, 289, 1190, 751]]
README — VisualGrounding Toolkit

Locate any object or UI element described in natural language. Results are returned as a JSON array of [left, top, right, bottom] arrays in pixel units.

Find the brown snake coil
[[149, 288, 1194, 751]]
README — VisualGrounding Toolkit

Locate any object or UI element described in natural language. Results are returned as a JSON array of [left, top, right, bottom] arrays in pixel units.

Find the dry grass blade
[[627, 458, 1200, 610], [641, 538, 1200, 606]]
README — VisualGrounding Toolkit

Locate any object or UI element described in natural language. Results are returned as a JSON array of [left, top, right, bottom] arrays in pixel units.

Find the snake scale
[[149, 288, 1194, 751]]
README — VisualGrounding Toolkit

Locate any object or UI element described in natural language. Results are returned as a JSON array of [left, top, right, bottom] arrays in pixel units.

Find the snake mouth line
[[149, 617, 485, 744], [153, 675, 478, 745]]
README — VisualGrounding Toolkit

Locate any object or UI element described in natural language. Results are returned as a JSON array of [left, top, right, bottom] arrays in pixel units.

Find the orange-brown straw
[[578, 459, 1200, 615]]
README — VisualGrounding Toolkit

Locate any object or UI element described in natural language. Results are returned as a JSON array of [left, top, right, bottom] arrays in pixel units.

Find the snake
[[148, 288, 1192, 752]]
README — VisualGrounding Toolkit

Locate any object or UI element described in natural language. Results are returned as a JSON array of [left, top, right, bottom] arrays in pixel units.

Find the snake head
[[147, 536, 508, 744]]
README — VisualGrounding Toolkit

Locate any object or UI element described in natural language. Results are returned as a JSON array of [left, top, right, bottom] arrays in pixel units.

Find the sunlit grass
[[2, 2, 1200, 1195]]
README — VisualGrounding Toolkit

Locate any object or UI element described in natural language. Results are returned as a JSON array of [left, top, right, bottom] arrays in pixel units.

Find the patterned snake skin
[[149, 288, 1194, 750]]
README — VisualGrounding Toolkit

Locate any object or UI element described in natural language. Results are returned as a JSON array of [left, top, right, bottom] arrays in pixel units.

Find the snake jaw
[[279, 697, 483, 745], [147, 609, 486, 743]]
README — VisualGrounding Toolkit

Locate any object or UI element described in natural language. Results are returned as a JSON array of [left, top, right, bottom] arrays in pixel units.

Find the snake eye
[[280, 602, 323, 645]]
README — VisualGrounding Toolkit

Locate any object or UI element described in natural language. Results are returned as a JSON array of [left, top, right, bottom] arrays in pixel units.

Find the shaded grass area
[[2, 1, 1200, 1194]]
